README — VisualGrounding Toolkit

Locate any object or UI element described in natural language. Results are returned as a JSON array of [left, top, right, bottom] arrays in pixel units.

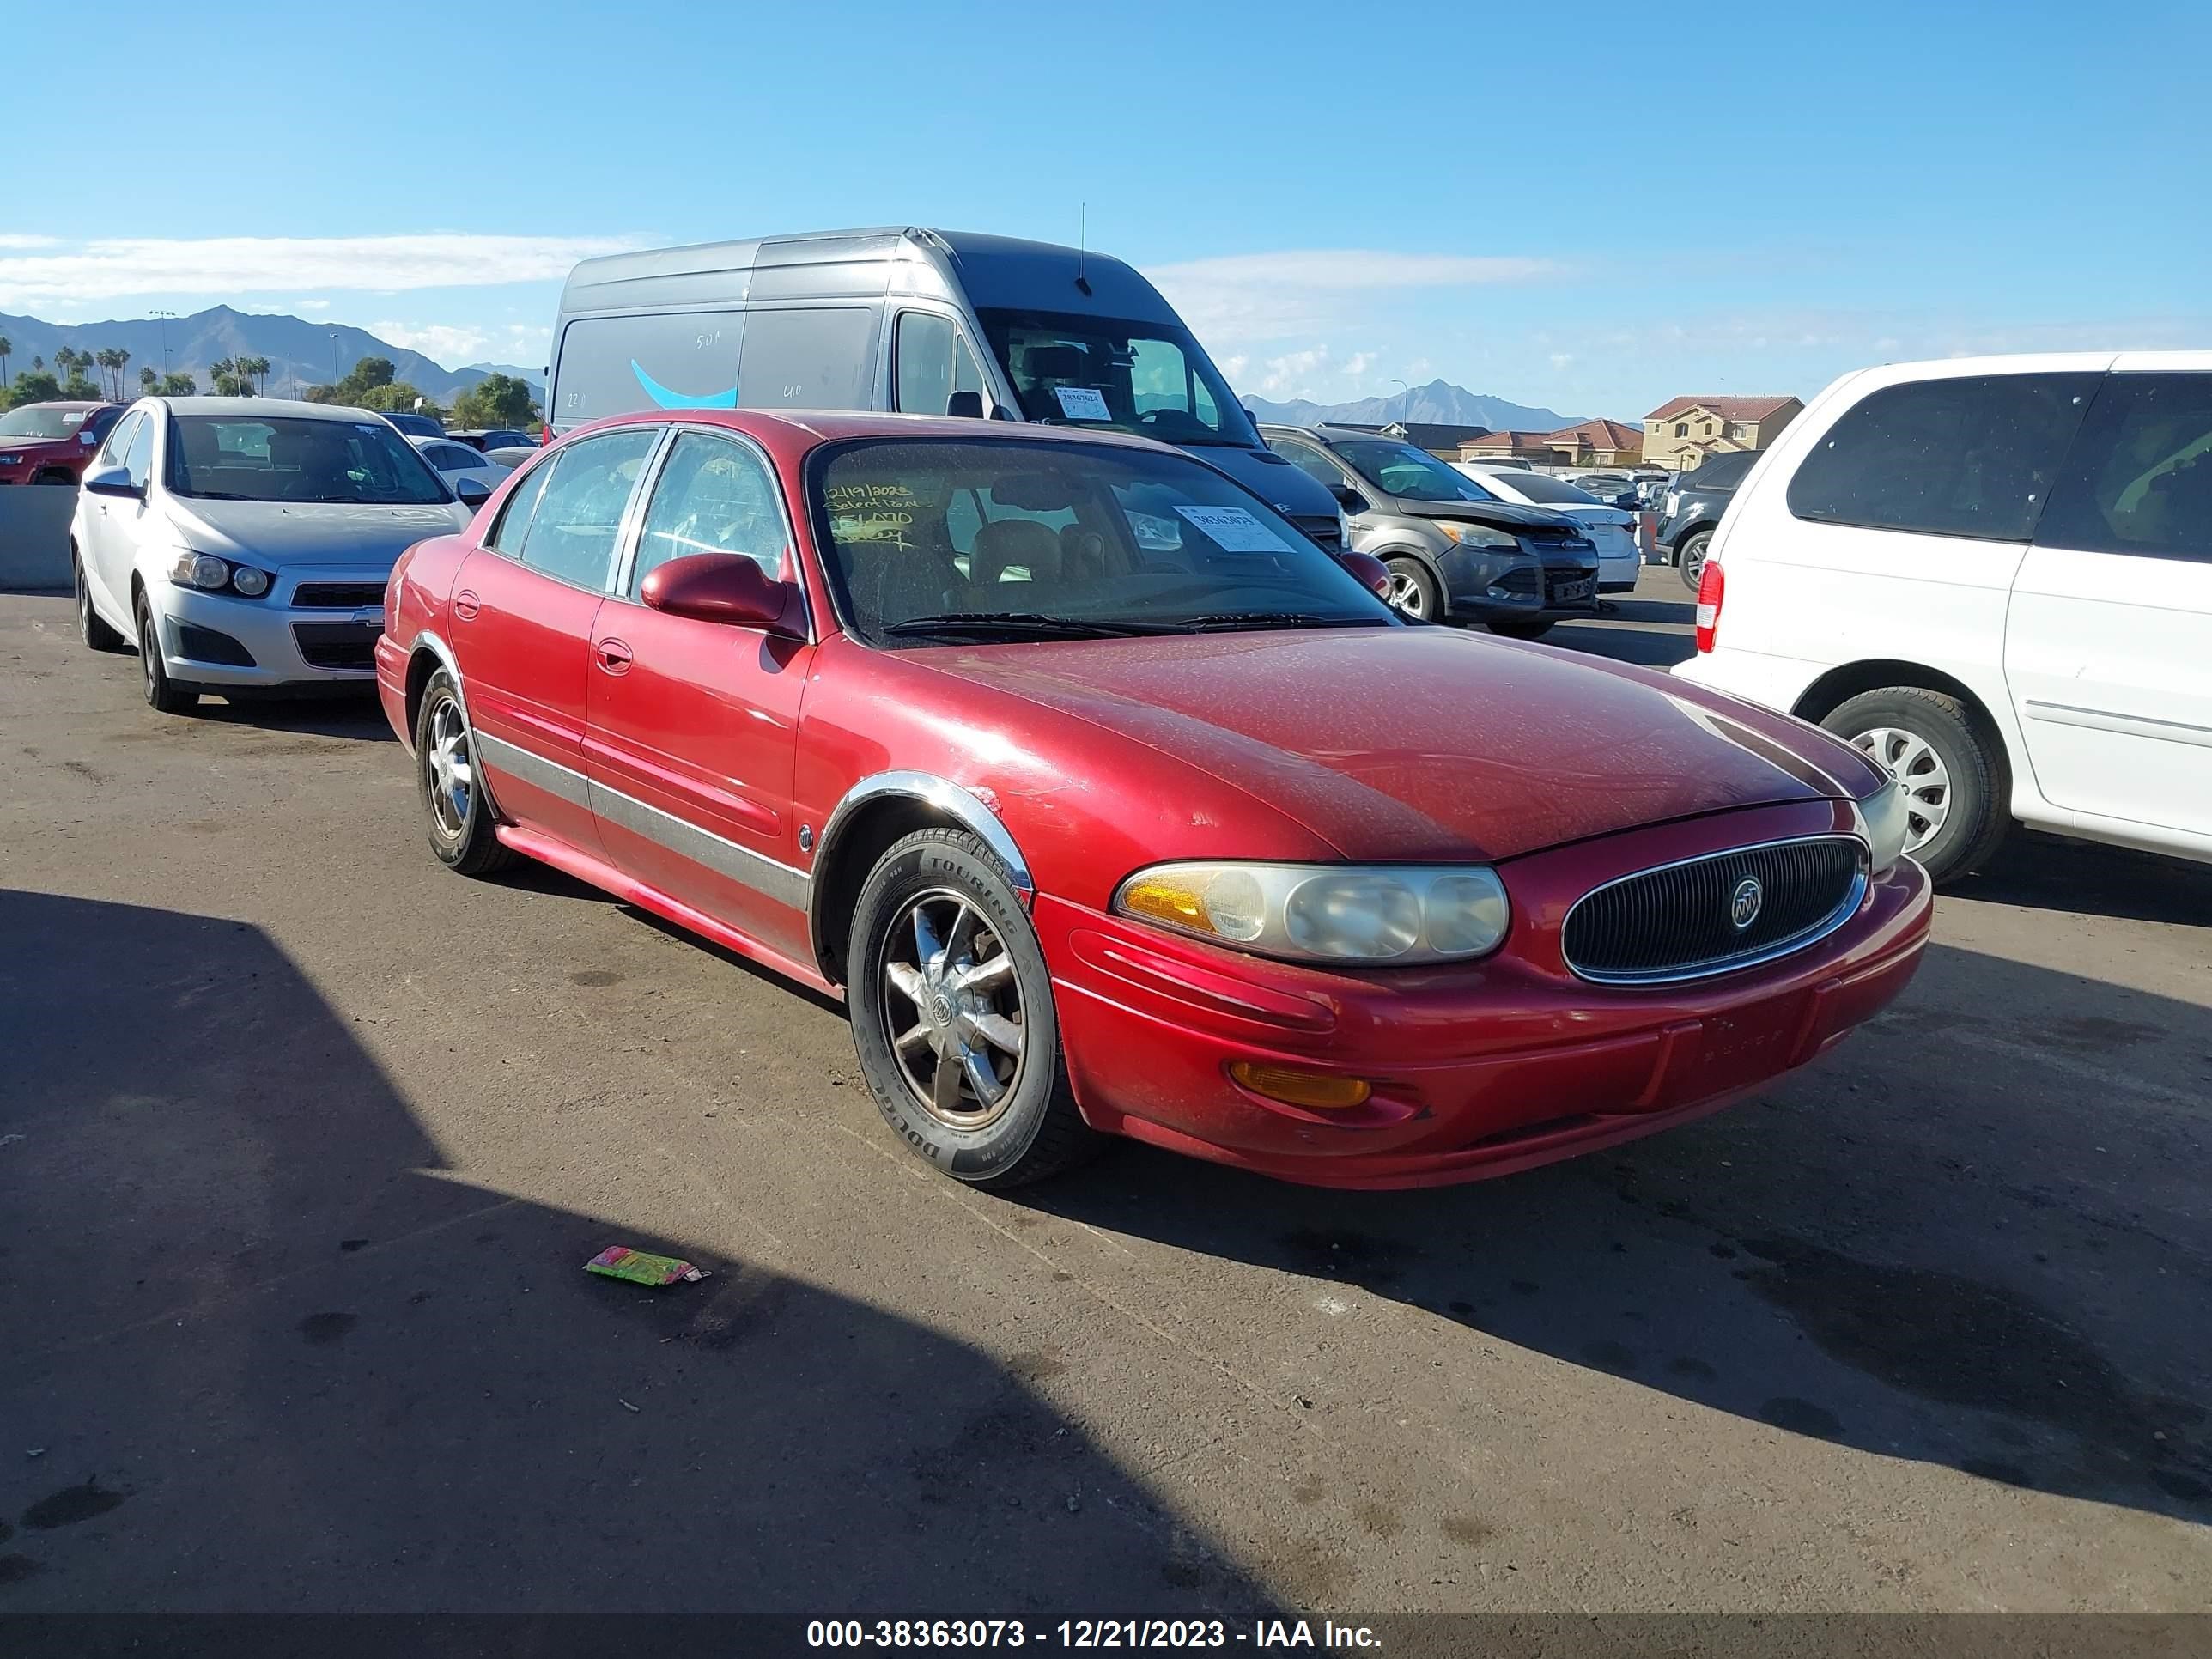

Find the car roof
[[11, 400, 115, 413], [152, 395, 386, 421], [556, 406, 1194, 458]]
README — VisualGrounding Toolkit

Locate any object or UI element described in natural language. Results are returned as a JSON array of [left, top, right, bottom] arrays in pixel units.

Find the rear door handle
[[595, 637, 634, 675], [453, 590, 480, 622]]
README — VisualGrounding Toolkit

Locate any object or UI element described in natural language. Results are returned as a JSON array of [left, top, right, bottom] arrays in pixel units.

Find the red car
[[0, 400, 125, 486], [376, 410, 1931, 1190]]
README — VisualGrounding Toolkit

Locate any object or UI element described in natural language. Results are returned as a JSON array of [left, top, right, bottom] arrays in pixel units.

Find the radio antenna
[[1076, 204, 1092, 295]]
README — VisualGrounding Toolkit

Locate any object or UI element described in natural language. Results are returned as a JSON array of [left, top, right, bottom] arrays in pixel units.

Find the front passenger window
[[122, 416, 155, 490], [97, 410, 142, 469], [517, 428, 659, 588], [629, 432, 787, 594]]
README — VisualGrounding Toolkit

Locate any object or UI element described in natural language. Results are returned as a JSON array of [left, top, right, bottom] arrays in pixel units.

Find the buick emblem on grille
[[1728, 875, 1764, 932]]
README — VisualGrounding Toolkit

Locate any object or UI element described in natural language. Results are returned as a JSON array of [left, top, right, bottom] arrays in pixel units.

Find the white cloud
[[1342, 350, 1376, 377], [373, 320, 495, 368], [0, 234, 62, 250], [1147, 248, 1565, 347], [1258, 347, 1332, 397], [1549, 353, 1576, 371], [0, 233, 645, 307]]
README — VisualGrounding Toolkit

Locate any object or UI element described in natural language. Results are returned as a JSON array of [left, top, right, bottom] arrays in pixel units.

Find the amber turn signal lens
[[1229, 1062, 1373, 1111]]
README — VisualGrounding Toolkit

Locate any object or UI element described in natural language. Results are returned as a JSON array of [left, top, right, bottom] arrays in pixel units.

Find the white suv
[[1674, 352, 2211, 884]]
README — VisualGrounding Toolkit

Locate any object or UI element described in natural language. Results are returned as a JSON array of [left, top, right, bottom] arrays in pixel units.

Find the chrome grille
[[1562, 836, 1867, 985]]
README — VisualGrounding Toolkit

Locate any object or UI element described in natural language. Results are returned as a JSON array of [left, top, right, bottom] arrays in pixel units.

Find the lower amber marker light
[[1229, 1062, 1374, 1111]]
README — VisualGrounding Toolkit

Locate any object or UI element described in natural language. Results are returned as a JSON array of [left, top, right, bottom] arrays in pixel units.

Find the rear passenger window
[[485, 460, 551, 554], [1785, 374, 2100, 542], [2035, 374, 2212, 562], [629, 433, 787, 593], [517, 429, 659, 588], [738, 307, 876, 410]]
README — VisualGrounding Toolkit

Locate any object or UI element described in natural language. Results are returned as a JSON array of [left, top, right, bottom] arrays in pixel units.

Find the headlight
[[1860, 778, 1911, 875], [1436, 521, 1519, 550], [167, 550, 273, 598], [0, 453, 21, 466], [1114, 861, 1510, 965]]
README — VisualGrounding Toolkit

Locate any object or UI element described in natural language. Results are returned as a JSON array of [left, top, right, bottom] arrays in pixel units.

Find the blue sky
[[6, 0, 2204, 418]]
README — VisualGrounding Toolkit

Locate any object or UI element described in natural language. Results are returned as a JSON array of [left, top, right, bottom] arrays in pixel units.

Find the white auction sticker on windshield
[[1171, 503, 1291, 553], [1052, 386, 1112, 422]]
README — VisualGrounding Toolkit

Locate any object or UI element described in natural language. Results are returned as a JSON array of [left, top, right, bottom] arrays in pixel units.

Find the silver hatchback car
[[70, 398, 477, 711]]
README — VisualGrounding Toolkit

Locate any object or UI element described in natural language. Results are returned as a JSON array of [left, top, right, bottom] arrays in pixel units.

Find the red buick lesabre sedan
[[376, 410, 1930, 1189]]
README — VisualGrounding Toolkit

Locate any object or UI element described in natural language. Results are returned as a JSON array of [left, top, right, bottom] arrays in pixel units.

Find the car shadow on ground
[[0, 888, 1268, 1615], [1541, 612, 1696, 669], [1954, 831, 2212, 927], [1015, 860, 2212, 1529], [189, 690, 395, 742]]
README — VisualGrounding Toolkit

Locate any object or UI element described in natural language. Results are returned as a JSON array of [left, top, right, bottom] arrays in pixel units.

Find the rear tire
[[415, 668, 518, 876], [1488, 617, 1556, 640], [76, 550, 125, 652], [1821, 686, 2009, 884], [134, 592, 198, 714], [848, 828, 1100, 1188], [1677, 530, 1712, 592], [1383, 557, 1440, 622]]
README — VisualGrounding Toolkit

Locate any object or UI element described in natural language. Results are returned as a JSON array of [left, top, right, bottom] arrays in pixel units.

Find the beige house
[[1641, 396, 1803, 471], [1457, 430, 1557, 465], [1461, 418, 1644, 469]]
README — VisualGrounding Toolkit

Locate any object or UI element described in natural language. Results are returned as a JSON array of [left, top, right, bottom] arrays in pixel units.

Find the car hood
[[1393, 498, 1585, 534], [168, 499, 469, 568], [0, 434, 78, 453], [915, 627, 1881, 862], [1187, 443, 1343, 520], [1550, 503, 1636, 528]]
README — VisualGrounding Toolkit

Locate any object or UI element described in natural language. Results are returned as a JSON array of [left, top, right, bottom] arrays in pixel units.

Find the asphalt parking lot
[[2, 567, 2208, 1615]]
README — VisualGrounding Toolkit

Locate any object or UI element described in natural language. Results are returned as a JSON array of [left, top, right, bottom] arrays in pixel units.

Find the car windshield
[[975, 308, 1259, 447], [1489, 471, 1601, 505], [1335, 440, 1497, 503], [167, 415, 451, 505], [812, 438, 1397, 646], [0, 406, 88, 439]]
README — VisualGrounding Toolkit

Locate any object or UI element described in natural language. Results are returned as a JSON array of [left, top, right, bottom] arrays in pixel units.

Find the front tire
[[134, 592, 198, 713], [1822, 686, 2010, 884], [1383, 557, 1440, 622], [415, 669, 517, 876], [1676, 530, 1712, 592], [76, 550, 125, 652], [1488, 617, 1555, 640], [848, 828, 1099, 1188]]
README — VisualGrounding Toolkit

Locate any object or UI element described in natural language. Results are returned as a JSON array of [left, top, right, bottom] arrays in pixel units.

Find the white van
[[1674, 352, 2212, 884]]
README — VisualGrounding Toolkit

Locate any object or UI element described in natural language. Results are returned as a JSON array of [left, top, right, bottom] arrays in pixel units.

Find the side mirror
[[1335, 549, 1392, 599], [641, 552, 805, 638], [945, 390, 988, 420], [454, 477, 491, 507], [79, 429, 100, 447], [1330, 483, 1368, 514], [82, 465, 142, 500]]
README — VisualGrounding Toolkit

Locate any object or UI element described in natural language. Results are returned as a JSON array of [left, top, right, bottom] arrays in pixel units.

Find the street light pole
[[151, 309, 177, 374]]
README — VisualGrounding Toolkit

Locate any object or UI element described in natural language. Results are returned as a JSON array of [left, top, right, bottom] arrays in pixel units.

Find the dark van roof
[[556, 228, 1180, 326]]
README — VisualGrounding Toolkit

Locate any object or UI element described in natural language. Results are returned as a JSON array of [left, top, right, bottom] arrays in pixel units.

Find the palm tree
[[110, 347, 131, 399], [210, 357, 238, 396], [139, 365, 157, 394], [240, 355, 270, 396]]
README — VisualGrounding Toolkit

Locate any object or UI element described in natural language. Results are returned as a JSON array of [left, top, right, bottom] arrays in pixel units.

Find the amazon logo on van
[[633, 362, 738, 410]]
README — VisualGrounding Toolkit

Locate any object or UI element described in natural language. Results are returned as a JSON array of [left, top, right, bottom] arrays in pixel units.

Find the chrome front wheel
[[879, 888, 1026, 1129], [1850, 724, 1951, 852], [426, 697, 475, 838]]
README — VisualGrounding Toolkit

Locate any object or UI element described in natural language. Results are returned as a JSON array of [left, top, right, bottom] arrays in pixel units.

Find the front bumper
[[149, 565, 392, 691], [1438, 543, 1602, 623], [1040, 799, 1930, 1188]]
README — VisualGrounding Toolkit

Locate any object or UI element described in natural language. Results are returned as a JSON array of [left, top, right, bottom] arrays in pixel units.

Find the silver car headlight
[[1114, 862, 1511, 965], [1860, 778, 1911, 875], [167, 549, 272, 599], [1436, 522, 1519, 550]]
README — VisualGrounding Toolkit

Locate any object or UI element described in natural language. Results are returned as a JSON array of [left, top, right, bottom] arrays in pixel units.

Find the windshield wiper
[[1170, 611, 1387, 632], [883, 611, 1164, 639]]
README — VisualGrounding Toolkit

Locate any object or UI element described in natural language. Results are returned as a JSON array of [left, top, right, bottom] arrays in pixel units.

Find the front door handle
[[594, 637, 634, 675], [453, 589, 480, 622]]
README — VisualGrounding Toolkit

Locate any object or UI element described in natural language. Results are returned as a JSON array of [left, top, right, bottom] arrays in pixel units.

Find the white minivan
[[1674, 352, 2211, 884]]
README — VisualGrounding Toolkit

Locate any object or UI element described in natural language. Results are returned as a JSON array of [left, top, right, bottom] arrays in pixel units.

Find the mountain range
[[1240, 379, 1587, 433], [0, 307, 543, 402]]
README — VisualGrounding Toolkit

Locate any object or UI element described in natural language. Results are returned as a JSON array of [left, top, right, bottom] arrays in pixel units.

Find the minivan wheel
[[1384, 557, 1439, 621], [134, 592, 198, 713], [76, 551, 125, 652], [1822, 686, 2009, 884], [848, 828, 1100, 1188], [1677, 530, 1712, 592], [415, 669, 517, 877]]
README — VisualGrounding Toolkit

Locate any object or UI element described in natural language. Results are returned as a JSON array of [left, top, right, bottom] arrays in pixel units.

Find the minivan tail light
[[1694, 559, 1725, 653]]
